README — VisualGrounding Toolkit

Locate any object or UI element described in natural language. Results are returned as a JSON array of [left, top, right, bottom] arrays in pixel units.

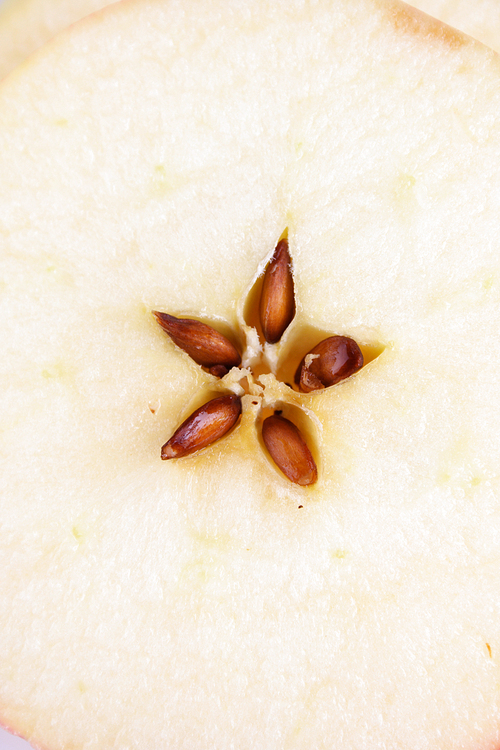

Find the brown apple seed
[[259, 238, 295, 344], [262, 413, 317, 486], [295, 336, 363, 393], [161, 394, 242, 459], [153, 312, 241, 373]]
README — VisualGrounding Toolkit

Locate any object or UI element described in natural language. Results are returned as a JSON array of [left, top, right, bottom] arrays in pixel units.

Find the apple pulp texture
[[2, 0, 500, 85], [1, 0, 500, 748], [0, 0, 112, 80]]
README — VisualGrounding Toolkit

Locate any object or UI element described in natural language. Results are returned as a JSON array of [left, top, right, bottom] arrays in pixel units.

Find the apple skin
[[410, 0, 500, 52], [0, 725, 34, 750]]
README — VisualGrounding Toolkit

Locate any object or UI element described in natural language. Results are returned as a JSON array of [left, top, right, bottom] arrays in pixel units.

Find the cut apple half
[[1, 0, 500, 748]]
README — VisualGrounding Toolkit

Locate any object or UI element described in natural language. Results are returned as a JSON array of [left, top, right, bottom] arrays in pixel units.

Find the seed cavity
[[295, 336, 363, 393], [154, 233, 376, 487], [153, 312, 241, 374], [148, 399, 161, 414], [262, 412, 318, 486], [161, 394, 242, 459], [259, 238, 295, 344]]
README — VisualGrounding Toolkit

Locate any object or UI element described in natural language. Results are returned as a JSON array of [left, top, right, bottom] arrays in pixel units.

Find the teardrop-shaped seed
[[295, 336, 363, 393], [259, 238, 295, 344], [161, 394, 242, 459], [262, 413, 317, 486], [153, 312, 241, 372]]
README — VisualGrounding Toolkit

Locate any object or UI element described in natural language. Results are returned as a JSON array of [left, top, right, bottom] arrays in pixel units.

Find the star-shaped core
[[153, 236, 364, 486]]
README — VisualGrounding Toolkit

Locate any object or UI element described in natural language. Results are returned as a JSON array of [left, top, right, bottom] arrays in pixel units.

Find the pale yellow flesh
[[0, 0, 113, 79], [2, 1, 500, 749], [1, 0, 500, 85]]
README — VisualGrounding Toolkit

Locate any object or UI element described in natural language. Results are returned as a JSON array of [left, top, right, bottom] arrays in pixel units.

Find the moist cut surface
[[1, 0, 500, 748], [1, 0, 500, 82]]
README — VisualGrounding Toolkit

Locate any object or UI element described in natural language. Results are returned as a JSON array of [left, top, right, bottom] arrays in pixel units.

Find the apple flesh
[[1, 0, 500, 749], [1, 0, 500, 84], [0, 0, 109, 79]]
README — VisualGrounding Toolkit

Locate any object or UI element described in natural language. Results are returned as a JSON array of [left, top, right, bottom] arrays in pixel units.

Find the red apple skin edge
[[0, 719, 48, 750]]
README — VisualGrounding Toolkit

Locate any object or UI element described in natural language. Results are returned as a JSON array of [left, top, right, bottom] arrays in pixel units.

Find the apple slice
[[2, 0, 500, 748]]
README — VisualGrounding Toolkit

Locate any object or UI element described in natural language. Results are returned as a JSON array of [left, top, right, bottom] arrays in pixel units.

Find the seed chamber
[[255, 399, 322, 483], [154, 231, 385, 485]]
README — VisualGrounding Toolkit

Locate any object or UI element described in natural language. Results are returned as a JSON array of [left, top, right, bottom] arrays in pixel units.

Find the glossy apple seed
[[262, 413, 317, 486], [161, 394, 242, 459], [295, 336, 363, 393], [259, 239, 295, 344], [153, 312, 241, 373]]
